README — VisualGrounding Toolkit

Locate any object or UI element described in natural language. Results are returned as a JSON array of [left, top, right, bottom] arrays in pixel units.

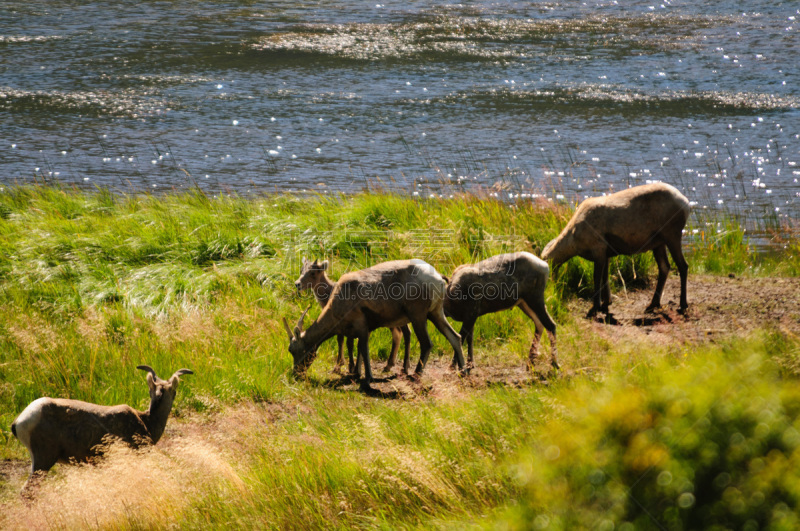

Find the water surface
[[1, 1, 798, 232]]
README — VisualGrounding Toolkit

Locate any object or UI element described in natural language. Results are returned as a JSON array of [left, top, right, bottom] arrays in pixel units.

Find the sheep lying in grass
[[11, 365, 193, 478], [443, 252, 558, 371], [541, 182, 690, 317]]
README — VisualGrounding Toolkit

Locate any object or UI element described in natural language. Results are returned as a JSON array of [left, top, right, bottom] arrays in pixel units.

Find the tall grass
[[0, 185, 798, 527]]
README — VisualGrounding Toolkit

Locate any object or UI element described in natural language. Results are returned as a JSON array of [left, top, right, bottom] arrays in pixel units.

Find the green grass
[[0, 185, 798, 528]]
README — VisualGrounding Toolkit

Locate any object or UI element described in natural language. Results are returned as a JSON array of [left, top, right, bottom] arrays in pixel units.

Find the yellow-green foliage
[[501, 337, 800, 530]]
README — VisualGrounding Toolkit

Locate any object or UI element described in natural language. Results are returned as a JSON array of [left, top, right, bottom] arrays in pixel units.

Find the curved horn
[[294, 305, 312, 333], [137, 365, 157, 378], [172, 368, 194, 377], [282, 317, 294, 341]]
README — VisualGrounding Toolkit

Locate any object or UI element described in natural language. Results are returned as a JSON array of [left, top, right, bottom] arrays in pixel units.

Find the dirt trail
[[337, 274, 800, 398], [589, 274, 800, 343]]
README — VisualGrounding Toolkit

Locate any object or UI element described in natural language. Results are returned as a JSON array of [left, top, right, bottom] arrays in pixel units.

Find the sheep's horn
[[173, 369, 194, 377], [282, 317, 294, 341], [137, 365, 158, 378], [295, 305, 311, 333]]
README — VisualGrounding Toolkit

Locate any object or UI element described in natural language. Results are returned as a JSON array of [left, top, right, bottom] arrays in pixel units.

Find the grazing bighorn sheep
[[283, 259, 465, 388], [541, 182, 690, 316], [444, 252, 558, 370], [11, 365, 193, 477], [295, 258, 412, 374]]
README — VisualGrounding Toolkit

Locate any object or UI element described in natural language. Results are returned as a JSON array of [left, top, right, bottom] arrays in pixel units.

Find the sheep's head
[[295, 258, 329, 294], [282, 306, 318, 376], [541, 234, 572, 276], [137, 365, 194, 410]]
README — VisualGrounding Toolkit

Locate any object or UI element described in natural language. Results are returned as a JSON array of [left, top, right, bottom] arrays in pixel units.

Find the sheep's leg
[[357, 333, 373, 389], [520, 297, 559, 371], [346, 337, 358, 376], [411, 317, 434, 376], [430, 308, 466, 372], [453, 317, 477, 367], [666, 239, 689, 312], [30, 442, 59, 476], [333, 335, 346, 373], [601, 258, 611, 312], [400, 324, 412, 375], [351, 337, 363, 378], [646, 245, 670, 312], [384, 327, 402, 372], [589, 257, 607, 317]]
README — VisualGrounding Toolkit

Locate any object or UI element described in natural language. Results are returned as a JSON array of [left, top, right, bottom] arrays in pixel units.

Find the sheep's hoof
[[382, 362, 395, 373], [645, 304, 661, 314]]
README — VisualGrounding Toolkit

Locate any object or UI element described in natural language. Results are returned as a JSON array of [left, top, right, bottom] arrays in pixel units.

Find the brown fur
[[444, 252, 558, 370], [284, 259, 464, 388], [542, 182, 690, 316], [11, 366, 193, 478], [295, 258, 412, 375]]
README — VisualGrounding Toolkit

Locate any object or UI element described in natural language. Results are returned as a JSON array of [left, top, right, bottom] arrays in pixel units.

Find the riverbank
[[1, 187, 799, 528]]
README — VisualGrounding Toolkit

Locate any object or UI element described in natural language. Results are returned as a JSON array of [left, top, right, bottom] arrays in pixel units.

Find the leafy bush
[[502, 341, 800, 530]]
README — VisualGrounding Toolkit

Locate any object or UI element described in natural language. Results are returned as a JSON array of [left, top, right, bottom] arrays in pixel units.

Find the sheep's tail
[[11, 421, 17, 438]]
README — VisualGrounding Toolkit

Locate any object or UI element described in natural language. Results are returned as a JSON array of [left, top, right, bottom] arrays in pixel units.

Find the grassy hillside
[[0, 186, 798, 529]]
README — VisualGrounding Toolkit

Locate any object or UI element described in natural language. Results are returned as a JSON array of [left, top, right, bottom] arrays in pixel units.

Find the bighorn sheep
[[283, 259, 465, 388], [11, 365, 193, 477], [444, 252, 558, 370], [295, 258, 412, 374], [541, 182, 690, 316]]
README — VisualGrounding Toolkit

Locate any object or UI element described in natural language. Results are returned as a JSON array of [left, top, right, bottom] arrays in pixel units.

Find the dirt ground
[[330, 274, 800, 398], [3, 275, 799, 492]]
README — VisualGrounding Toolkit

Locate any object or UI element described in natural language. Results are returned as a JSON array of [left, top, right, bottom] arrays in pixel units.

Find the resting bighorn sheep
[[541, 182, 690, 316], [295, 258, 412, 375], [444, 252, 558, 370], [11, 365, 193, 477], [284, 259, 465, 388]]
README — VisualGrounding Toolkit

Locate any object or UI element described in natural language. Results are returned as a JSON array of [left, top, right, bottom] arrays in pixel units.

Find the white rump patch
[[13, 397, 49, 451]]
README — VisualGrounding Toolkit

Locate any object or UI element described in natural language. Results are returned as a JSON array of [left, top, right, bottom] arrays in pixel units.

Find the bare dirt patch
[[329, 275, 800, 399], [578, 274, 800, 345]]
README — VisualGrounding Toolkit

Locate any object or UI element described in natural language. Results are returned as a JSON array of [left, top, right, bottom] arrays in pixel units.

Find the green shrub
[[502, 339, 800, 530]]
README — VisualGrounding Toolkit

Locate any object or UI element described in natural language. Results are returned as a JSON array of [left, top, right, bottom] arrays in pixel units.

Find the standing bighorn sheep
[[295, 258, 412, 375], [11, 365, 193, 478], [541, 182, 690, 316], [284, 259, 465, 388], [444, 252, 558, 371]]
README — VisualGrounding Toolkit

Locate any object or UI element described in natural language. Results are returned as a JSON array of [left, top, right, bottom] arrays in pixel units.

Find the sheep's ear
[[320, 260, 329, 271]]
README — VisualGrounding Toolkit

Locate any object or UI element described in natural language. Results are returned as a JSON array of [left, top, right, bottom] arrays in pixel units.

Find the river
[[1, 1, 798, 232]]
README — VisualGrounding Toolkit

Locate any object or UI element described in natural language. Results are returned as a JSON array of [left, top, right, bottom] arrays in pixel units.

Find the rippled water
[[1, 1, 798, 229]]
